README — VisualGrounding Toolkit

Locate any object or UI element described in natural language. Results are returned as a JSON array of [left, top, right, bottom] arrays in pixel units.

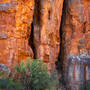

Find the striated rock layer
[[34, 0, 64, 71], [61, 0, 90, 89], [0, 0, 34, 68]]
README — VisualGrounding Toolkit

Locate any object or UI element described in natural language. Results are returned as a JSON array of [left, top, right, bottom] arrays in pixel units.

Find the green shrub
[[0, 78, 24, 90], [15, 59, 59, 90], [0, 59, 59, 90], [79, 80, 90, 90]]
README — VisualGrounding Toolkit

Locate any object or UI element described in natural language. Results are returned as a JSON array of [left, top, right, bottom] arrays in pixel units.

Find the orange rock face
[[0, 0, 90, 88], [34, 0, 64, 71], [0, 0, 64, 71], [0, 0, 34, 67]]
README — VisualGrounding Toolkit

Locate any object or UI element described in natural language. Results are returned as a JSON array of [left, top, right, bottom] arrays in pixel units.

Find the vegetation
[[0, 59, 59, 90], [79, 80, 90, 90], [0, 78, 24, 90]]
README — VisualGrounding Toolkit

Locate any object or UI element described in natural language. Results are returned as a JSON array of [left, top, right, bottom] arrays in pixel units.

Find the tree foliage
[[0, 59, 59, 90]]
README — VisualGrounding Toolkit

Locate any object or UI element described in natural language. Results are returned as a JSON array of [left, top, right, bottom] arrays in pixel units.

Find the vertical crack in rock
[[56, 0, 66, 70], [32, 0, 41, 59], [48, 10, 51, 20], [29, 0, 42, 59], [56, 0, 67, 88], [29, 20, 36, 59]]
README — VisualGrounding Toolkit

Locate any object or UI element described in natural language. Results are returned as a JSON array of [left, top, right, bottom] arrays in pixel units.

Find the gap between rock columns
[[33, 0, 64, 71]]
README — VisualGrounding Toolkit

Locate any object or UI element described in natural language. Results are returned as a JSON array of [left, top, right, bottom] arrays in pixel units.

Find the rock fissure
[[29, 21, 36, 59]]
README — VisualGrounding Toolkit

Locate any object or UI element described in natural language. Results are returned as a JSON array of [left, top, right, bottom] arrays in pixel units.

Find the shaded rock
[[0, 2, 15, 11], [65, 54, 90, 89], [61, 0, 90, 89], [0, 33, 8, 39], [61, 0, 90, 73]]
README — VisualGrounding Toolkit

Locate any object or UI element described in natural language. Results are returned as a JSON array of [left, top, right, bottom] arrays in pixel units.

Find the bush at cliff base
[[0, 59, 59, 90], [0, 78, 24, 90], [79, 80, 90, 90]]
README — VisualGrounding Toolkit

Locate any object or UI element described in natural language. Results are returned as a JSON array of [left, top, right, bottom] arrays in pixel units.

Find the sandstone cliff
[[0, 0, 34, 67], [0, 0, 90, 89]]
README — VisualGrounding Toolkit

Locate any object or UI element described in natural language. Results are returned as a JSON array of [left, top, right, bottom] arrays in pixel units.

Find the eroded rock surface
[[61, 0, 90, 71], [0, 0, 34, 67], [0, 0, 90, 89], [34, 0, 64, 71], [61, 0, 90, 89]]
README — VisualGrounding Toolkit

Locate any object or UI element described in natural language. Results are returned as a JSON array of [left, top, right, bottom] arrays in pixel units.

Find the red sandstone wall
[[0, 0, 90, 89], [0, 0, 34, 67], [34, 0, 64, 71], [0, 0, 64, 70]]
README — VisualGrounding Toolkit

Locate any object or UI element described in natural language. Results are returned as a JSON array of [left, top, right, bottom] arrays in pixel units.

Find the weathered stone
[[0, 64, 11, 79], [61, 0, 90, 70], [0, 0, 90, 89], [0, 0, 34, 68], [66, 55, 90, 89], [34, 0, 64, 71], [61, 0, 90, 89], [0, 33, 8, 39]]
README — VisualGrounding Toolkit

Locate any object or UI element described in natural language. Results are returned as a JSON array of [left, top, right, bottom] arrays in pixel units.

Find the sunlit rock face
[[61, 0, 90, 89], [0, 0, 34, 68], [34, 0, 64, 71]]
